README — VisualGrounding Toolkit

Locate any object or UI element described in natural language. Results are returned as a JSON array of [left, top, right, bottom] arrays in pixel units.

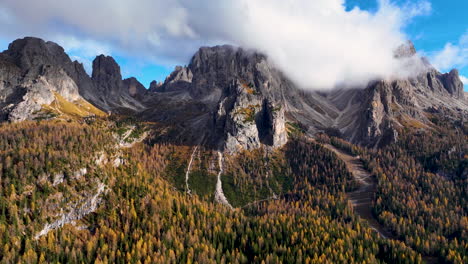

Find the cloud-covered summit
[[0, 0, 434, 89]]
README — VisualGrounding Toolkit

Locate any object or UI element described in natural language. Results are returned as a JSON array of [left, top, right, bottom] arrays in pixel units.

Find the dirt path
[[323, 144, 395, 239]]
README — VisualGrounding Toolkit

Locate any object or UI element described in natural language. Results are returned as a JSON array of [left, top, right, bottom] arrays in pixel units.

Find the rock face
[[442, 69, 464, 98], [0, 37, 146, 121], [215, 80, 288, 153], [158, 66, 193, 93], [329, 66, 466, 147], [92, 55, 123, 95]]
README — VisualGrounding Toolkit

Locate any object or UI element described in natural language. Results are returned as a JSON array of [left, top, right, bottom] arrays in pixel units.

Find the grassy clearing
[[398, 114, 428, 129], [41, 92, 107, 120], [286, 122, 306, 136], [188, 170, 217, 200]]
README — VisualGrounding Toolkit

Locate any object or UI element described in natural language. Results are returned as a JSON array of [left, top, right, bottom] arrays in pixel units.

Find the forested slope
[[0, 119, 426, 263]]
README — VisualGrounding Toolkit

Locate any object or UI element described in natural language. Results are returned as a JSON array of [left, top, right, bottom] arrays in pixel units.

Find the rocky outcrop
[[441, 69, 464, 98], [144, 46, 295, 152], [158, 66, 193, 93], [394, 41, 417, 58], [92, 55, 123, 95], [0, 37, 99, 121], [338, 65, 466, 147], [148, 80, 163, 92], [353, 81, 400, 147], [0, 37, 147, 121], [34, 180, 107, 239], [215, 80, 287, 153]]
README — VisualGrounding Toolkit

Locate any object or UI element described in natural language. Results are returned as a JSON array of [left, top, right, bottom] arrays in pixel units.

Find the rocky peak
[[149, 80, 163, 92], [4, 37, 82, 81], [189, 45, 264, 77], [441, 69, 464, 99], [394, 41, 417, 58], [6, 37, 67, 69], [92, 55, 122, 92], [141, 45, 291, 152], [349, 62, 466, 147], [1, 36, 466, 151], [167, 66, 192, 82], [157, 66, 193, 92], [1, 37, 99, 103], [185, 45, 265, 99], [122, 77, 147, 97], [0, 37, 92, 121], [88, 55, 146, 111], [187, 46, 290, 152]]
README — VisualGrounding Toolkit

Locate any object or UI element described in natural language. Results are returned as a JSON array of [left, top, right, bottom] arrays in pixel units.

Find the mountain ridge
[[1, 36, 466, 151]]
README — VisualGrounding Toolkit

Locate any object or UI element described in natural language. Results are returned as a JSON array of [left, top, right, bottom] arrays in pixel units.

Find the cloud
[[401, 1, 432, 18], [430, 30, 468, 73], [54, 35, 113, 74], [202, 0, 431, 89], [0, 0, 432, 89], [55, 35, 112, 57], [0, 6, 14, 24], [459, 75, 468, 85]]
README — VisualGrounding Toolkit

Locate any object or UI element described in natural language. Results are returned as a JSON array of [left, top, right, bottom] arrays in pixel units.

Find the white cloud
[[52, 35, 113, 75], [401, 1, 432, 18], [0, 0, 433, 89], [0, 7, 14, 24], [54, 35, 112, 57], [459, 75, 468, 85], [431, 30, 468, 73], [189, 0, 431, 89]]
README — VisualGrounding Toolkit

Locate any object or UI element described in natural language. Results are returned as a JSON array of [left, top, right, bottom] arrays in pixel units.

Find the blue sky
[[0, 0, 466, 90], [347, 0, 468, 90]]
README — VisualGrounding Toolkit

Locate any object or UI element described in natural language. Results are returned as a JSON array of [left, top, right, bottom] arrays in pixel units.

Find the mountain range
[[1, 37, 466, 151]]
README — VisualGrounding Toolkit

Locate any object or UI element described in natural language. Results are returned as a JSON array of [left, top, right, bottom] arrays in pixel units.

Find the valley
[[322, 143, 395, 239], [0, 36, 466, 263]]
